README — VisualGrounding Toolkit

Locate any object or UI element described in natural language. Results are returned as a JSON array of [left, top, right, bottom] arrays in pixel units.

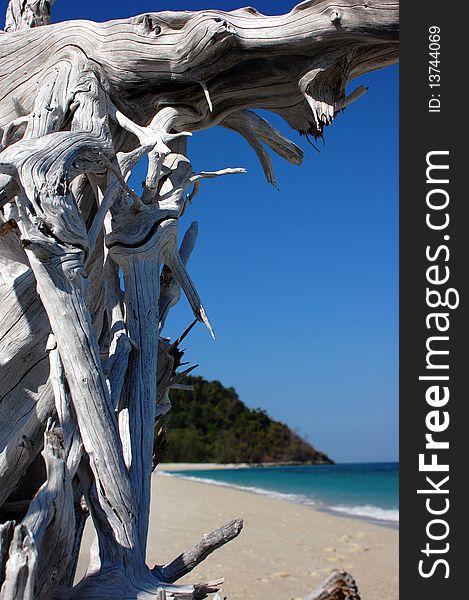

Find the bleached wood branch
[[0, 2, 398, 136], [108, 105, 192, 197], [193, 579, 225, 600], [0, 522, 15, 588], [336, 85, 369, 111], [21, 421, 74, 599], [189, 168, 247, 184], [159, 222, 198, 331], [0, 524, 37, 600], [0, 248, 53, 506], [158, 518, 244, 584], [58, 487, 89, 589], [222, 110, 303, 188], [166, 247, 215, 339], [110, 242, 162, 549], [47, 336, 83, 475], [19, 234, 140, 555], [103, 258, 134, 411]]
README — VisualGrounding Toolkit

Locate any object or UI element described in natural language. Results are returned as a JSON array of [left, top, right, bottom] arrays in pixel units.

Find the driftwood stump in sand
[[0, 0, 398, 597]]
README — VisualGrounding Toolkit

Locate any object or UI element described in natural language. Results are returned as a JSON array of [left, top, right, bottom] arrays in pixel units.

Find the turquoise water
[[169, 462, 399, 527]]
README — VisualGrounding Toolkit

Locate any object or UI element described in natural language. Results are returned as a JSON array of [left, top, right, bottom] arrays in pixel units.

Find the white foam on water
[[327, 504, 399, 524], [159, 471, 399, 526], [159, 472, 314, 505]]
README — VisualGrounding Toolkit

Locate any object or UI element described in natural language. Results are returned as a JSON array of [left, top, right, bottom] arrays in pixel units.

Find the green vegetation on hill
[[163, 376, 333, 464]]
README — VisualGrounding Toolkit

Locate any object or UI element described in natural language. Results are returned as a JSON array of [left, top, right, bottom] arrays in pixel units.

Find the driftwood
[[157, 518, 244, 584], [0, 0, 398, 598], [305, 570, 360, 600]]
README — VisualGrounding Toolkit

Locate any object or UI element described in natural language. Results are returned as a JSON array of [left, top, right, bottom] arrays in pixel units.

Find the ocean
[[166, 462, 399, 527]]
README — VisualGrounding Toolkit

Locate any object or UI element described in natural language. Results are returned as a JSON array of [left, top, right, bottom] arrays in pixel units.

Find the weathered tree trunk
[[0, 0, 398, 598]]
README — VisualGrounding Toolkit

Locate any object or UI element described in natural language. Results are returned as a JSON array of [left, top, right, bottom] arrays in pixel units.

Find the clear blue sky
[[1, 1, 398, 463]]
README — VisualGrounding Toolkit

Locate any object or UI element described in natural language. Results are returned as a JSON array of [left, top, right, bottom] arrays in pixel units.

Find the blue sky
[[1, 1, 398, 463]]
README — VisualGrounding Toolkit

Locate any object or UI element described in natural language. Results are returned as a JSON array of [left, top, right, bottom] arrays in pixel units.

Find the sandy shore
[[76, 471, 398, 599]]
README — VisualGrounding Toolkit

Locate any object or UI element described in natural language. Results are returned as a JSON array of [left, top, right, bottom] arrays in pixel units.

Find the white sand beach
[[76, 466, 398, 599]]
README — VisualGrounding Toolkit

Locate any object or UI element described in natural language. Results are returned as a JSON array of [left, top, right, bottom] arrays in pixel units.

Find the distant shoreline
[[159, 472, 399, 530], [158, 463, 399, 530], [158, 461, 333, 471], [159, 462, 249, 471]]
